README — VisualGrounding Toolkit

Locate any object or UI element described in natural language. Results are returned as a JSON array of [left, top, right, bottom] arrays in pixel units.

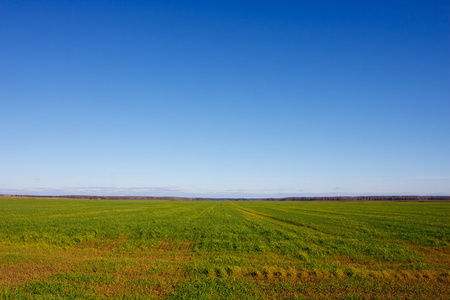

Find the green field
[[0, 198, 449, 299]]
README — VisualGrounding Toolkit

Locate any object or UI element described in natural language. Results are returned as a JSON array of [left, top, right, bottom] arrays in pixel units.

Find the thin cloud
[[0, 186, 184, 196], [1, 187, 448, 198], [412, 176, 450, 180]]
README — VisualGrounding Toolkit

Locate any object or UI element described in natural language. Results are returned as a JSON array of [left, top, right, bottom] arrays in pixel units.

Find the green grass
[[0, 198, 449, 299]]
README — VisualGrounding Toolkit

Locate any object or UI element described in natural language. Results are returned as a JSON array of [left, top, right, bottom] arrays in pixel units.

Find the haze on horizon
[[1, 1, 449, 198]]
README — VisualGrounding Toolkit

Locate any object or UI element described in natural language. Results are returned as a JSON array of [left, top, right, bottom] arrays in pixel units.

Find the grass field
[[0, 198, 449, 299]]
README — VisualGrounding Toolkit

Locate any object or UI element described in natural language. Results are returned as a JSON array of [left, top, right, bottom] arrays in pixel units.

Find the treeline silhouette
[[3, 195, 449, 201]]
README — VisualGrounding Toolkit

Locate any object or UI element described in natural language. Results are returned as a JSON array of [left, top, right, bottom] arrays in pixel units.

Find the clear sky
[[1, 0, 449, 197]]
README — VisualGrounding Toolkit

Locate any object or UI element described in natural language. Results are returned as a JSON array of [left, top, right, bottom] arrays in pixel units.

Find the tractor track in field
[[226, 204, 336, 257], [227, 203, 330, 236]]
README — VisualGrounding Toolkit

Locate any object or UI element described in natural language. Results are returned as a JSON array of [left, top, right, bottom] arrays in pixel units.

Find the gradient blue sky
[[1, 0, 449, 197]]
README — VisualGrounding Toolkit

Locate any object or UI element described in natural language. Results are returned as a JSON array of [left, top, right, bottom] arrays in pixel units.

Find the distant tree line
[[2, 195, 449, 202]]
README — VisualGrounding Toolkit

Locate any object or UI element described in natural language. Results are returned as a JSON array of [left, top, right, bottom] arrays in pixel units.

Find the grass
[[0, 198, 449, 299]]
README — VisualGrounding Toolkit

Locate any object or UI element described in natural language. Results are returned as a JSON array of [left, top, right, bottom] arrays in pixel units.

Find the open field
[[0, 198, 449, 299]]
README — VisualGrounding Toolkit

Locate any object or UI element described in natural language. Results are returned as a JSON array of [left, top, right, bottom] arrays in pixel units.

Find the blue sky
[[1, 0, 449, 197]]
